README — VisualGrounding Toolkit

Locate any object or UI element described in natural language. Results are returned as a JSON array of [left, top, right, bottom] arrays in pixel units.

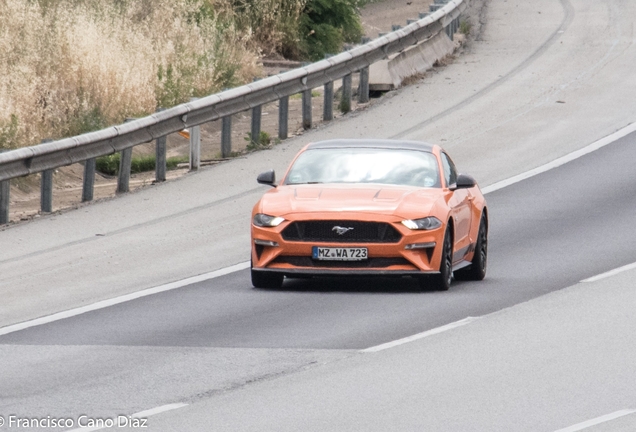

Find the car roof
[[306, 139, 435, 152]]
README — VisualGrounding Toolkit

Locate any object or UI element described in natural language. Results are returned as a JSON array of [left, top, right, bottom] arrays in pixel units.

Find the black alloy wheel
[[420, 226, 453, 291], [455, 214, 488, 281]]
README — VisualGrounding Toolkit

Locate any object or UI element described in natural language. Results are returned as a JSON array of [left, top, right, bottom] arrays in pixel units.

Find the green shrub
[[95, 154, 190, 175], [338, 94, 351, 114], [245, 131, 274, 151], [459, 20, 472, 36], [166, 156, 190, 169], [299, 0, 363, 61], [131, 155, 156, 174], [96, 154, 121, 176]]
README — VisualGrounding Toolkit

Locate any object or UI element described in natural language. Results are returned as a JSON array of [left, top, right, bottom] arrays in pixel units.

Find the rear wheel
[[251, 261, 284, 289], [420, 227, 453, 291], [455, 215, 487, 281]]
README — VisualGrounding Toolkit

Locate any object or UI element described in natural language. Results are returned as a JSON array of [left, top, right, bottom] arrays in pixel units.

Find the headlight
[[401, 217, 442, 230], [253, 213, 285, 227]]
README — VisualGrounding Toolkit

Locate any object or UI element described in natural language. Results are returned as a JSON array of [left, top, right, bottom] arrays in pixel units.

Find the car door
[[441, 152, 473, 262]]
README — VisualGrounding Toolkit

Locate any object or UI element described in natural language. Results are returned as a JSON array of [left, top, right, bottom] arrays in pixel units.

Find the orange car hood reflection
[[260, 184, 442, 218]]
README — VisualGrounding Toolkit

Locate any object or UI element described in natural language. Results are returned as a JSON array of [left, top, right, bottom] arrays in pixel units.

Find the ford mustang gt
[[250, 139, 488, 290]]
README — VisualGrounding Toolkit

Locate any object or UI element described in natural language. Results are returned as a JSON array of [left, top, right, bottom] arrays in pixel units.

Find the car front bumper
[[251, 216, 445, 276]]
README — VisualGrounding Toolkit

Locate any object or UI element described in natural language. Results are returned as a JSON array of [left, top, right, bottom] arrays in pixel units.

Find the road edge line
[[553, 409, 636, 432], [0, 262, 250, 337], [361, 316, 480, 353], [482, 122, 636, 194], [581, 261, 636, 283], [65, 403, 189, 432]]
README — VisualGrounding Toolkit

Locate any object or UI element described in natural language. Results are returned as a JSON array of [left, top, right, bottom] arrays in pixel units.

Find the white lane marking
[[482, 122, 636, 194], [131, 403, 189, 418], [361, 316, 479, 353], [581, 261, 636, 283], [0, 261, 251, 337], [65, 403, 188, 432], [554, 409, 636, 432]]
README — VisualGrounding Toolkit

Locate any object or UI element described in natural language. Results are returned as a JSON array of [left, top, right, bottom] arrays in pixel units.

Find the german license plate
[[312, 246, 368, 261]]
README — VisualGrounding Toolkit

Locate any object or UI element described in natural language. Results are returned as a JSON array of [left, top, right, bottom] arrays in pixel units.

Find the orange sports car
[[250, 139, 488, 290]]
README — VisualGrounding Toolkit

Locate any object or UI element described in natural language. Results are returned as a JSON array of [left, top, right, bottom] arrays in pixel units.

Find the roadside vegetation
[[0, 0, 364, 151], [95, 154, 190, 176]]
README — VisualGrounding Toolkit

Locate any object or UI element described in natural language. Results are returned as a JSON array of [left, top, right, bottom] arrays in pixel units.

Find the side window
[[441, 153, 458, 187]]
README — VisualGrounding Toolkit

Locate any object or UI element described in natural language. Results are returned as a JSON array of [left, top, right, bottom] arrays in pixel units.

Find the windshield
[[284, 148, 441, 188]]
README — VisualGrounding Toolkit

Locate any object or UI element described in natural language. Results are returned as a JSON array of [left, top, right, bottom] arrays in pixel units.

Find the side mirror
[[257, 170, 276, 187], [450, 174, 476, 190]]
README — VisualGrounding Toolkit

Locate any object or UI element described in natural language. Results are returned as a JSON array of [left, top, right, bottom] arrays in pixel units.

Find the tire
[[455, 215, 488, 281], [421, 226, 453, 291], [251, 263, 284, 289]]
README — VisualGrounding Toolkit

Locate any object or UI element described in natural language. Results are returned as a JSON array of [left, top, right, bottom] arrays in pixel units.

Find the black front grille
[[272, 256, 411, 268], [281, 221, 402, 243]]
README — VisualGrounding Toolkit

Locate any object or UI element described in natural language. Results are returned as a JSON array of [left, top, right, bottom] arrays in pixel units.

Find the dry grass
[[0, 0, 261, 150], [217, 0, 308, 58]]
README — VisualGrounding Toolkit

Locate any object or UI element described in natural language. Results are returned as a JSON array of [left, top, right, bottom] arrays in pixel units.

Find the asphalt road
[[1, 127, 635, 430], [2, 0, 636, 430], [3, 0, 636, 329], [3, 131, 636, 350]]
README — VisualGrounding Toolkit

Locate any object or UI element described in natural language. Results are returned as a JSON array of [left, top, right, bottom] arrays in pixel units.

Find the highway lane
[[152, 262, 636, 432], [1, 129, 635, 426], [2, 131, 636, 350], [3, 0, 636, 329], [2, 0, 636, 428]]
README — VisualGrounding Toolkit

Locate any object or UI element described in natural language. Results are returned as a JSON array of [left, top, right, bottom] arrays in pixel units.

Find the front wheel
[[455, 214, 487, 281]]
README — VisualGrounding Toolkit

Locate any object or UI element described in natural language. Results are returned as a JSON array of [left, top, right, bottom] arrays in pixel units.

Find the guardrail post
[[40, 138, 54, 213], [251, 105, 262, 147], [302, 89, 312, 130], [189, 124, 200, 171], [117, 147, 132, 193], [341, 74, 352, 114], [221, 115, 232, 157], [324, 81, 334, 121], [41, 169, 53, 213], [278, 96, 289, 140], [116, 119, 135, 193], [358, 67, 370, 104], [0, 179, 9, 224], [155, 107, 167, 182], [189, 98, 200, 171], [82, 158, 96, 202]]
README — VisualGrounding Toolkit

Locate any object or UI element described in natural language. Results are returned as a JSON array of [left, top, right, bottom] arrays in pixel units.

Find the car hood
[[259, 184, 443, 219]]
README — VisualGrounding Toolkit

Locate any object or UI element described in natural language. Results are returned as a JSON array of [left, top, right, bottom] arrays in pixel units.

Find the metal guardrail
[[0, 0, 466, 223]]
